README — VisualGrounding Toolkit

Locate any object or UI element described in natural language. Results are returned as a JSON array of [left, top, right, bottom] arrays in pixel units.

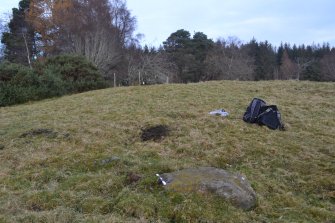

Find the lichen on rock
[[161, 167, 257, 210]]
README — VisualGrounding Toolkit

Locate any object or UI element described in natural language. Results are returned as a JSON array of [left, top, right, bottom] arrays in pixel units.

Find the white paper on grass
[[209, 109, 229, 117]]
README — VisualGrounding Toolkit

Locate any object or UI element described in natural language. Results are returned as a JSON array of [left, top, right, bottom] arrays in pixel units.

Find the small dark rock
[[0, 144, 4, 150], [126, 172, 142, 184], [20, 128, 57, 138], [141, 125, 169, 141], [30, 203, 43, 212]]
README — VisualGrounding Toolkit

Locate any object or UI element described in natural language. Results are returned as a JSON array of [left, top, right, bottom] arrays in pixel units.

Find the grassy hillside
[[0, 81, 334, 222]]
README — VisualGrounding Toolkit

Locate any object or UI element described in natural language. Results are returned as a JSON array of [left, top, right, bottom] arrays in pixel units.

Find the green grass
[[0, 80, 334, 222]]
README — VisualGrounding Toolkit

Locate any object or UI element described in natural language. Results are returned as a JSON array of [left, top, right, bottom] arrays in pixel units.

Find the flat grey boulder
[[160, 167, 257, 210]]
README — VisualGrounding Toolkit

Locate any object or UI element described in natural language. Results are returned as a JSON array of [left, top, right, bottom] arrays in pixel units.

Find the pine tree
[[163, 29, 213, 82], [245, 39, 276, 80], [276, 43, 284, 66], [163, 29, 192, 82], [1, 0, 35, 66]]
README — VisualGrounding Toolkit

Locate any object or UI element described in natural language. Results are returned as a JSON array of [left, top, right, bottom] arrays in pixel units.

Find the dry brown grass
[[0, 80, 334, 222]]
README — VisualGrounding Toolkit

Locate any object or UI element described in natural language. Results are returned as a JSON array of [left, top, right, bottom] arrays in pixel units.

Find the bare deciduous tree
[[69, 0, 124, 78], [279, 50, 297, 79], [127, 48, 177, 85], [27, 0, 136, 78], [110, 0, 136, 47], [205, 37, 254, 80]]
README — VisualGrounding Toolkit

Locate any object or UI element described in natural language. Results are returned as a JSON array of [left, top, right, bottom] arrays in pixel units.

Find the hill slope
[[0, 81, 334, 222]]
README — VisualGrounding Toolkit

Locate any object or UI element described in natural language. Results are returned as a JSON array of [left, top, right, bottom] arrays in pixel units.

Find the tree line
[[0, 0, 334, 93], [160, 32, 335, 82]]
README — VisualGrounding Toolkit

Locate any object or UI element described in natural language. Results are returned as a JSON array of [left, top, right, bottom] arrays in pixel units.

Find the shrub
[[36, 67, 69, 98], [0, 55, 107, 107], [0, 83, 40, 106], [9, 68, 40, 87], [0, 61, 32, 82], [0, 62, 40, 106], [36, 54, 107, 92]]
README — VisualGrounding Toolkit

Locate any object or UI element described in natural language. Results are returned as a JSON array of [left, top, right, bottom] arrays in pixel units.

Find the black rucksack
[[242, 98, 266, 123], [243, 98, 285, 130]]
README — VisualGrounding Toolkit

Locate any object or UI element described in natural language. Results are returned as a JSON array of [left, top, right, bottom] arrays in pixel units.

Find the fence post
[[138, 71, 141, 85], [114, 73, 116, 87]]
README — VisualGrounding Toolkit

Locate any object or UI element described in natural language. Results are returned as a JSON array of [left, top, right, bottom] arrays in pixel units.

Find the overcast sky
[[2, 0, 335, 47]]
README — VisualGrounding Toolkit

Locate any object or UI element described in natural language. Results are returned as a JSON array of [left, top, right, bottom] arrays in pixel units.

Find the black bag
[[243, 98, 266, 123], [243, 98, 285, 130], [258, 105, 285, 130]]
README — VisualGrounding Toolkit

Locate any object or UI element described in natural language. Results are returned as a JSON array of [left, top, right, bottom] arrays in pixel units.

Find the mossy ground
[[0, 81, 334, 222]]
